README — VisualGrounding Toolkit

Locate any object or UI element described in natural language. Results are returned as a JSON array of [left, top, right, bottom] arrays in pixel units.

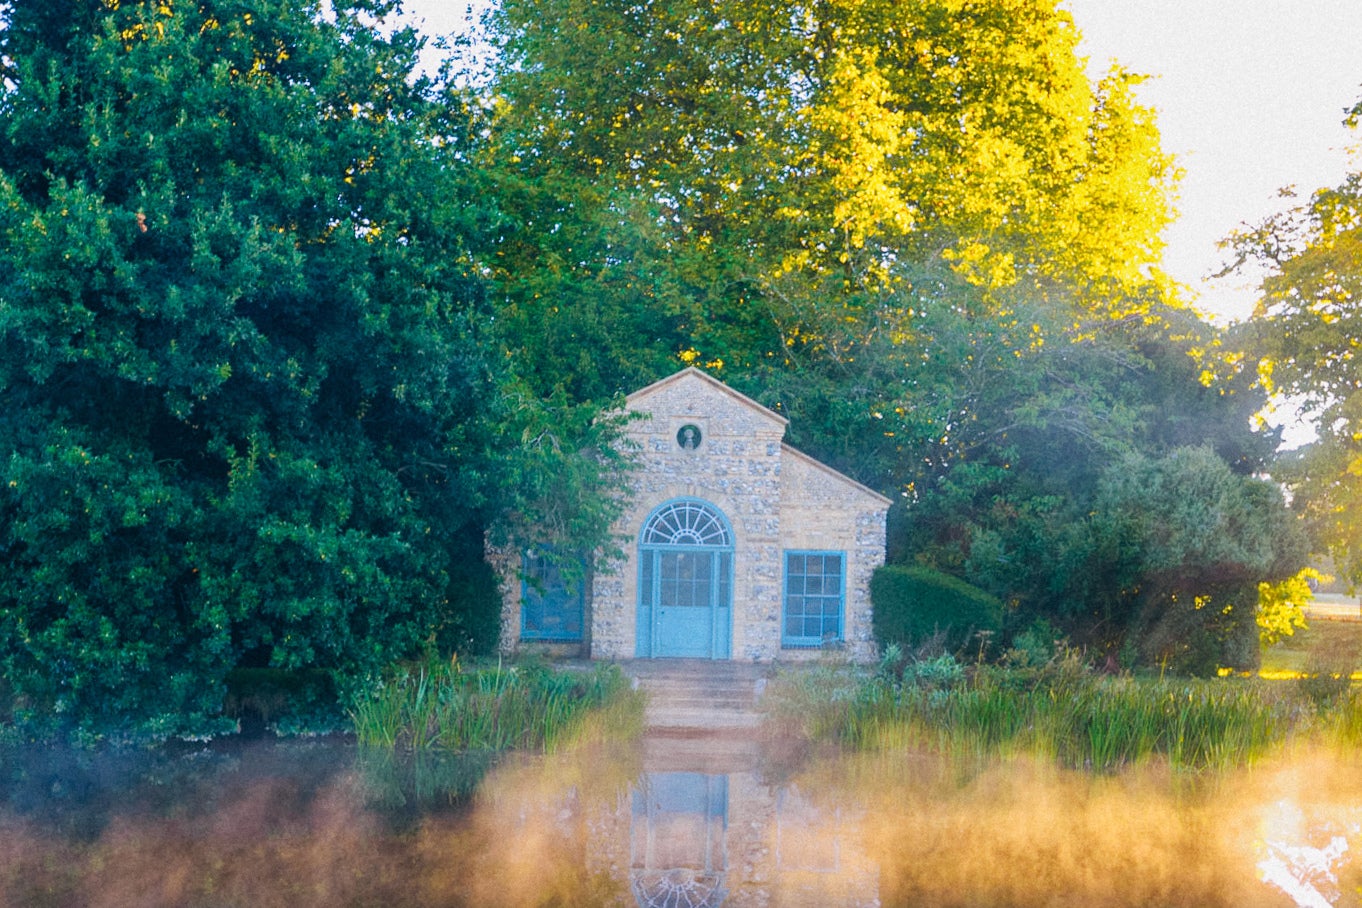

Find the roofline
[[781, 443, 893, 507], [625, 367, 790, 428]]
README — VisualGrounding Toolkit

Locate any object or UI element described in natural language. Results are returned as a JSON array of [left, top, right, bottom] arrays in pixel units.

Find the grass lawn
[[1260, 616, 1362, 679]]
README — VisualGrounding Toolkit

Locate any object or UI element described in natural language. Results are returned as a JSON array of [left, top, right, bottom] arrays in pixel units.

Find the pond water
[[2, 731, 1360, 907]]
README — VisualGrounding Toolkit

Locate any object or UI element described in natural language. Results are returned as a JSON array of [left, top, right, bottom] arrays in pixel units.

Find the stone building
[[498, 367, 889, 663]]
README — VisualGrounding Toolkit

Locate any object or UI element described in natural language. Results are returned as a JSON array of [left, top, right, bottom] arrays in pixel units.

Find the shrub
[[224, 668, 348, 737], [349, 658, 643, 753], [871, 565, 1003, 654], [1003, 617, 1064, 669]]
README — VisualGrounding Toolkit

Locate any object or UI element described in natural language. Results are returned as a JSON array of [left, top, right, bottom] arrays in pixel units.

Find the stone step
[[628, 672, 768, 698], [645, 709, 763, 731], [644, 697, 756, 715], [621, 659, 771, 732], [621, 658, 771, 682], [637, 676, 760, 695], [645, 700, 753, 714]]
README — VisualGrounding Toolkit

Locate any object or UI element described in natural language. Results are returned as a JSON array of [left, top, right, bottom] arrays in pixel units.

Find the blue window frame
[[636, 498, 734, 659], [520, 551, 585, 641], [782, 551, 845, 648]]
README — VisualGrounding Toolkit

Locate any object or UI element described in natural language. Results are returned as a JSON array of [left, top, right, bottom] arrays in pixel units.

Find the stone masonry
[[497, 368, 889, 663]]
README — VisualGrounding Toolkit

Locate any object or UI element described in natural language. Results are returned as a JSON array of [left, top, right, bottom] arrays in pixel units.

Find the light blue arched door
[[636, 500, 733, 659]]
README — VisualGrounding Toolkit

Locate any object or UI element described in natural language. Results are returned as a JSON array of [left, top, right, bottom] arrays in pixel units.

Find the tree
[[887, 296, 1302, 668], [1227, 97, 1362, 587], [0, 0, 628, 740], [1085, 446, 1306, 673], [478, 0, 1178, 398]]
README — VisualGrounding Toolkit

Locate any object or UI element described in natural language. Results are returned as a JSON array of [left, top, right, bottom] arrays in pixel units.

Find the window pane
[[642, 501, 732, 547], [781, 552, 844, 648], [522, 551, 584, 640]]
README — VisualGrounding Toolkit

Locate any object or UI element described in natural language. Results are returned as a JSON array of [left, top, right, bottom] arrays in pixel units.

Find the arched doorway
[[636, 499, 733, 659]]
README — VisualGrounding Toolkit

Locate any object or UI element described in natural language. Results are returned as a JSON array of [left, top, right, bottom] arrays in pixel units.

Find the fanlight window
[[641, 501, 732, 547], [632, 870, 726, 908]]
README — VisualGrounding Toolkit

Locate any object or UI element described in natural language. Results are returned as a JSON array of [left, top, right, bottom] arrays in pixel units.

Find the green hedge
[[871, 565, 1003, 653]]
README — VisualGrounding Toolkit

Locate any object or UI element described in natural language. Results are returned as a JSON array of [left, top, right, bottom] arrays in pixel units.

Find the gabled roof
[[627, 368, 891, 507], [782, 443, 893, 508], [626, 367, 789, 430]]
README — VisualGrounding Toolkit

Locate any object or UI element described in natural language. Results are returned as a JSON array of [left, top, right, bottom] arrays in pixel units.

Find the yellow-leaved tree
[[479, 0, 1179, 394], [1229, 96, 1362, 588]]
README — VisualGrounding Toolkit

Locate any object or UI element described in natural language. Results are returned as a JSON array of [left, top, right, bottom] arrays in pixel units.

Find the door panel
[[656, 552, 714, 657]]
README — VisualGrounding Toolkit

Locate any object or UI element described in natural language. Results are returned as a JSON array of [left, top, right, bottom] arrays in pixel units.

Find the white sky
[[1065, 1, 1362, 323], [401, 1, 1362, 325]]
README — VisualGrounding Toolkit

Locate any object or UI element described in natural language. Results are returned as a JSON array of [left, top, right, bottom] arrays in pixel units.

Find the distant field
[[1260, 611, 1362, 679]]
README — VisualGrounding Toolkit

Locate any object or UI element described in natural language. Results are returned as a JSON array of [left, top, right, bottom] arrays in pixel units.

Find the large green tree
[[889, 298, 1304, 670], [1084, 446, 1305, 673], [0, 0, 627, 740], [1228, 97, 1362, 588]]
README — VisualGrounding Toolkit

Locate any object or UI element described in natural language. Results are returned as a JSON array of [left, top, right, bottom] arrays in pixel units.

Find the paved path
[[1307, 593, 1362, 622]]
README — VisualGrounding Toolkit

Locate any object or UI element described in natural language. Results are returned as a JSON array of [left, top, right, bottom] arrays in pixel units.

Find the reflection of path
[[614, 663, 879, 905]]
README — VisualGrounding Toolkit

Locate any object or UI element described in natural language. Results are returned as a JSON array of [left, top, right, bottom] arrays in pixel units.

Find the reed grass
[[767, 656, 1318, 772], [349, 658, 643, 753]]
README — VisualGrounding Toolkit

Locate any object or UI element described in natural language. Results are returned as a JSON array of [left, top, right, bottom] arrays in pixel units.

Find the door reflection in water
[[594, 740, 879, 908], [630, 772, 728, 908]]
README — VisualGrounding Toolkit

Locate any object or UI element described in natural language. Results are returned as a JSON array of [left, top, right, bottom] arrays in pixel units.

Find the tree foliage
[[1256, 567, 1323, 648], [1228, 96, 1362, 587], [894, 302, 1302, 669], [0, 0, 629, 740], [1087, 446, 1305, 673], [480, 0, 1177, 395], [0, 0, 1309, 738]]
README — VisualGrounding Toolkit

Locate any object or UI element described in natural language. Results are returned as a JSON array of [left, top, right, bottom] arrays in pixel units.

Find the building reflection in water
[[586, 736, 880, 908], [10, 735, 1355, 905]]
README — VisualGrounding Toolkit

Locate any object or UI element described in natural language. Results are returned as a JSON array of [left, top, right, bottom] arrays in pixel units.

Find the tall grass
[[350, 658, 644, 753], [766, 655, 1313, 772]]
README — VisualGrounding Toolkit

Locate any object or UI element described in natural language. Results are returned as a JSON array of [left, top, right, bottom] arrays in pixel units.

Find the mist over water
[[2, 734, 1358, 906]]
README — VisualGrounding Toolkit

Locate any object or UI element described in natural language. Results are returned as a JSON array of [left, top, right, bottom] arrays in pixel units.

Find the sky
[[399, 0, 1362, 326], [1065, 0, 1362, 324]]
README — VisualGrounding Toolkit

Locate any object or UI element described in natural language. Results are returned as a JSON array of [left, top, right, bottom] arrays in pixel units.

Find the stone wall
[[774, 447, 887, 663], [589, 370, 789, 660], [489, 542, 522, 656]]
